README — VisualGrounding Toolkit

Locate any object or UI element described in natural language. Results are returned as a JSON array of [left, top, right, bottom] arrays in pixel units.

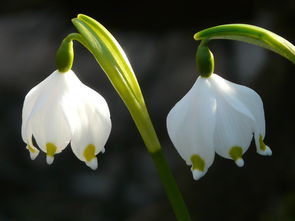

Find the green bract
[[194, 24, 295, 64]]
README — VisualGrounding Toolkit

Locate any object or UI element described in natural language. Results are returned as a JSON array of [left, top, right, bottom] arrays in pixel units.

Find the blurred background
[[0, 0, 295, 220]]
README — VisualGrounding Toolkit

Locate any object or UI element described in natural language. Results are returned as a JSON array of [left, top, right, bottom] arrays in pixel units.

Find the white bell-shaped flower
[[21, 70, 111, 170], [167, 73, 271, 180]]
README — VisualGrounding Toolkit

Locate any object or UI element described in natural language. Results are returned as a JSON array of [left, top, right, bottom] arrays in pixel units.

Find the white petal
[[210, 74, 269, 155], [31, 101, 71, 154], [69, 84, 111, 162], [209, 74, 255, 121], [262, 145, 272, 156], [22, 87, 41, 143], [26, 145, 40, 160], [191, 168, 205, 180], [167, 76, 216, 178], [85, 158, 98, 170], [46, 155, 54, 165], [28, 71, 73, 153], [235, 158, 244, 167], [212, 93, 253, 162]]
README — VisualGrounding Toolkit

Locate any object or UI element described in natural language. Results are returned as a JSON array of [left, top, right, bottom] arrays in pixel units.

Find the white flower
[[167, 73, 271, 180], [21, 70, 111, 170]]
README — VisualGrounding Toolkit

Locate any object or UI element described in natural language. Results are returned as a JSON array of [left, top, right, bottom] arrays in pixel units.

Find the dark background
[[0, 0, 295, 220]]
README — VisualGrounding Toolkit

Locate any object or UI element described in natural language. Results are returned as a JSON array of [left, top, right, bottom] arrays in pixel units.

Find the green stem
[[63, 33, 90, 49], [130, 106, 192, 220], [56, 33, 89, 72], [194, 24, 295, 64], [60, 15, 193, 220], [151, 149, 192, 221]]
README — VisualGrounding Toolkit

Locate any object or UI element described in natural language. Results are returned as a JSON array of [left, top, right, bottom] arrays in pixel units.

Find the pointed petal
[[212, 92, 253, 164], [235, 158, 245, 167], [46, 155, 54, 165], [29, 72, 74, 154], [21, 86, 41, 143], [69, 85, 111, 163], [167, 77, 216, 179], [31, 103, 71, 154], [85, 158, 98, 170], [26, 144, 40, 160], [257, 135, 272, 156], [210, 74, 269, 155]]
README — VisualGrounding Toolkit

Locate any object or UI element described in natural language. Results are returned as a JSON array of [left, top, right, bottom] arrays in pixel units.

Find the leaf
[[194, 24, 295, 64], [72, 15, 144, 107]]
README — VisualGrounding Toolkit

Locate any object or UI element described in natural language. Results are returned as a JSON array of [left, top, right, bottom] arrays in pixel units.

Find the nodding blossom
[[167, 74, 271, 180], [21, 70, 111, 170]]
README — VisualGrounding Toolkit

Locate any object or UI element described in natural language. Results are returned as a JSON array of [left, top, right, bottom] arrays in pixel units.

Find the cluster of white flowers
[[167, 74, 271, 180], [21, 70, 271, 179]]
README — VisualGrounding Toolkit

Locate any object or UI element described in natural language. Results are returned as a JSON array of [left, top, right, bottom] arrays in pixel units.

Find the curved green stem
[[56, 33, 89, 72], [62, 14, 192, 220], [194, 24, 295, 64]]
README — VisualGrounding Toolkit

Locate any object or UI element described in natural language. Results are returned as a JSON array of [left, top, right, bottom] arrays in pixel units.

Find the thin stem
[[194, 24, 295, 64], [67, 15, 193, 220], [128, 102, 192, 220], [151, 149, 192, 221], [64, 33, 90, 49]]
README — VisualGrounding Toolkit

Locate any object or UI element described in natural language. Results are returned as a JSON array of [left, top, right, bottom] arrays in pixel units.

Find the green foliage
[[194, 24, 295, 64]]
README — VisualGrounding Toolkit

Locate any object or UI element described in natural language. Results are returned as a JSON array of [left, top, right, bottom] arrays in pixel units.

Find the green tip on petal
[[190, 154, 205, 172], [46, 143, 57, 165], [229, 146, 244, 167], [83, 144, 96, 162], [258, 135, 272, 156], [46, 143, 57, 156], [259, 135, 266, 151], [26, 145, 39, 160]]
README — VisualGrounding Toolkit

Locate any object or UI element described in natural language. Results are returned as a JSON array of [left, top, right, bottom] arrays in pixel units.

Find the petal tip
[[29, 150, 39, 160], [192, 169, 204, 180], [257, 145, 272, 156], [235, 158, 244, 167], [86, 158, 98, 170], [46, 155, 54, 165]]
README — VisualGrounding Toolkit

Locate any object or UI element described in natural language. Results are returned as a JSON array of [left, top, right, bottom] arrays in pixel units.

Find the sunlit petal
[[167, 77, 216, 179]]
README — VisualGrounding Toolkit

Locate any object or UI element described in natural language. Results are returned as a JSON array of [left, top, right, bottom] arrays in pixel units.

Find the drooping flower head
[[22, 70, 111, 169], [167, 73, 271, 180]]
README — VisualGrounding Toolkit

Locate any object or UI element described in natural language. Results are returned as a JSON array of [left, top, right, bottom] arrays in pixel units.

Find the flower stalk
[[60, 14, 193, 220], [194, 24, 295, 64]]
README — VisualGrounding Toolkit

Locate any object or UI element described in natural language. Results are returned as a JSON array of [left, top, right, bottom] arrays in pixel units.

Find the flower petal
[[212, 92, 253, 166], [69, 85, 111, 166], [31, 104, 71, 156], [209, 74, 255, 121], [29, 72, 73, 156], [226, 81, 271, 156], [167, 77, 216, 179]]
